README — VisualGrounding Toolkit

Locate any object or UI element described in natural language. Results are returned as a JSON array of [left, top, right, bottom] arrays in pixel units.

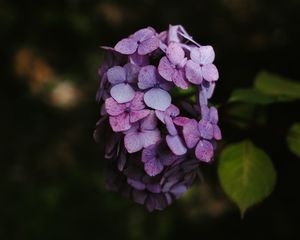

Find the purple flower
[[124, 112, 161, 153], [185, 46, 219, 84], [158, 43, 189, 89], [115, 27, 160, 55], [105, 92, 150, 132], [155, 104, 180, 123], [138, 65, 172, 111], [107, 63, 140, 103]]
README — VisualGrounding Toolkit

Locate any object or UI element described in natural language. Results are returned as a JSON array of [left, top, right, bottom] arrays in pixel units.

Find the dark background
[[1, 0, 300, 239]]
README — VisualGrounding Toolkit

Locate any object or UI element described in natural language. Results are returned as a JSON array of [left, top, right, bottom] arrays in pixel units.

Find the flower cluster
[[94, 25, 221, 211]]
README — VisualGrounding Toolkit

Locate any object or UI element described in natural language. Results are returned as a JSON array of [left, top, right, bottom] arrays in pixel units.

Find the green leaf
[[218, 140, 276, 216], [255, 71, 300, 99], [229, 88, 276, 105], [287, 123, 300, 158]]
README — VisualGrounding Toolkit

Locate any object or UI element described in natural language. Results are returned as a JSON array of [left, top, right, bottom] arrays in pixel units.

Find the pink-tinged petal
[[107, 66, 126, 84], [166, 135, 187, 156], [109, 114, 131, 132], [142, 144, 157, 163], [183, 119, 200, 148], [124, 63, 140, 83], [132, 28, 154, 42], [144, 88, 171, 111], [127, 178, 145, 190], [164, 115, 177, 136], [142, 129, 161, 148], [132, 190, 147, 205], [158, 56, 174, 82], [138, 37, 160, 55], [141, 111, 157, 130], [138, 65, 157, 89], [168, 25, 181, 43], [114, 38, 138, 55], [173, 116, 191, 126], [124, 132, 143, 153], [185, 60, 203, 84], [144, 155, 164, 176], [172, 70, 189, 89], [166, 104, 180, 117], [198, 120, 214, 140], [110, 83, 135, 103], [129, 53, 150, 66], [166, 43, 185, 65], [130, 109, 150, 123], [190, 46, 215, 65], [130, 91, 145, 110], [202, 64, 219, 82], [105, 97, 125, 116], [195, 140, 214, 162], [209, 106, 219, 124], [213, 125, 222, 140]]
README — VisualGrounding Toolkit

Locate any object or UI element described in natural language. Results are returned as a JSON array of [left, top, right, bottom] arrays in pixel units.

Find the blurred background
[[1, 0, 300, 239]]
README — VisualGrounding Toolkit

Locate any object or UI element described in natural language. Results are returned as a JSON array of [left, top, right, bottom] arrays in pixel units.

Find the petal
[[166, 135, 187, 156], [144, 88, 171, 111], [130, 109, 150, 123], [166, 42, 185, 65], [144, 155, 164, 176], [183, 119, 200, 148], [141, 111, 157, 130], [124, 63, 140, 83], [132, 28, 154, 42], [209, 106, 219, 124], [170, 183, 187, 198], [198, 120, 214, 140], [158, 56, 174, 82], [195, 140, 214, 162], [142, 144, 157, 163], [114, 38, 138, 55], [172, 70, 189, 89], [132, 190, 147, 205], [124, 132, 144, 153], [109, 114, 131, 132], [141, 129, 161, 148], [190, 46, 215, 65], [107, 66, 126, 84], [185, 60, 203, 84], [130, 91, 145, 110], [213, 125, 222, 140], [138, 65, 157, 89], [200, 104, 210, 121], [138, 37, 160, 55], [127, 178, 146, 190], [165, 104, 180, 117], [105, 97, 125, 116], [146, 183, 161, 193], [202, 64, 219, 82], [205, 82, 216, 99], [199, 88, 208, 106], [129, 53, 150, 66], [173, 116, 191, 126], [110, 83, 135, 103], [164, 115, 177, 136]]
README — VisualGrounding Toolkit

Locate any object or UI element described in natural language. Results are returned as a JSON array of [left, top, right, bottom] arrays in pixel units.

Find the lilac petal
[[213, 125, 222, 140], [124, 132, 143, 153], [132, 28, 154, 42], [129, 92, 145, 111], [138, 37, 160, 55], [117, 149, 127, 171], [129, 53, 149, 66], [138, 65, 157, 89], [185, 60, 203, 84], [164, 115, 177, 136], [132, 190, 147, 204], [142, 144, 157, 163], [209, 107, 219, 124], [130, 109, 150, 123], [105, 97, 125, 116], [183, 119, 200, 148], [110, 83, 135, 103], [166, 104, 180, 117], [198, 120, 214, 140], [141, 111, 157, 130], [205, 82, 216, 99], [124, 63, 140, 83], [166, 43, 185, 65], [165, 193, 173, 205], [160, 152, 177, 166], [199, 88, 208, 105], [155, 110, 165, 123], [144, 155, 164, 176], [144, 88, 171, 111], [107, 66, 126, 84], [170, 183, 187, 198], [195, 140, 214, 162], [200, 104, 210, 121], [190, 46, 215, 65], [173, 116, 190, 126], [158, 56, 174, 82], [109, 114, 131, 132], [146, 183, 161, 193], [168, 25, 181, 43], [114, 38, 138, 55], [166, 135, 187, 156], [202, 64, 219, 82], [127, 178, 146, 190], [172, 70, 189, 89], [141, 129, 161, 148]]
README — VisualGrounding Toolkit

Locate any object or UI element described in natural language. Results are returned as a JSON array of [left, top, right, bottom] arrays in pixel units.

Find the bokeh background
[[1, 0, 300, 239]]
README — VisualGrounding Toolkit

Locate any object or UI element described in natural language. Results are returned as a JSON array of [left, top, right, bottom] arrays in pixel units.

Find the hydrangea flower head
[[94, 25, 221, 211]]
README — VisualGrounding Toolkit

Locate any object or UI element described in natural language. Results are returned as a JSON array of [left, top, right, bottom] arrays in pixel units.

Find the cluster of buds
[[94, 25, 221, 211]]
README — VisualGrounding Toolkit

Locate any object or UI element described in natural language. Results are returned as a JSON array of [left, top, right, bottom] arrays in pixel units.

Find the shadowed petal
[[166, 43, 185, 65], [114, 38, 138, 54], [110, 83, 135, 103], [144, 88, 171, 111], [129, 53, 149, 66], [124, 63, 140, 83], [191, 46, 215, 65], [185, 60, 203, 84], [166, 135, 187, 155], [158, 56, 174, 82], [213, 125, 222, 140], [141, 111, 157, 130], [198, 120, 214, 140], [107, 66, 126, 84], [138, 37, 160, 55], [202, 64, 219, 82], [209, 106, 219, 124], [138, 65, 157, 89], [130, 109, 150, 123], [105, 97, 125, 116], [170, 183, 187, 198], [124, 132, 143, 153], [173, 116, 190, 126], [146, 183, 161, 193], [127, 178, 145, 190], [109, 114, 131, 132], [183, 119, 200, 148], [195, 140, 214, 162], [142, 144, 157, 163], [132, 190, 147, 204], [132, 28, 154, 42], [130, 92, 145, 110], [144, 155, 164, 176]]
